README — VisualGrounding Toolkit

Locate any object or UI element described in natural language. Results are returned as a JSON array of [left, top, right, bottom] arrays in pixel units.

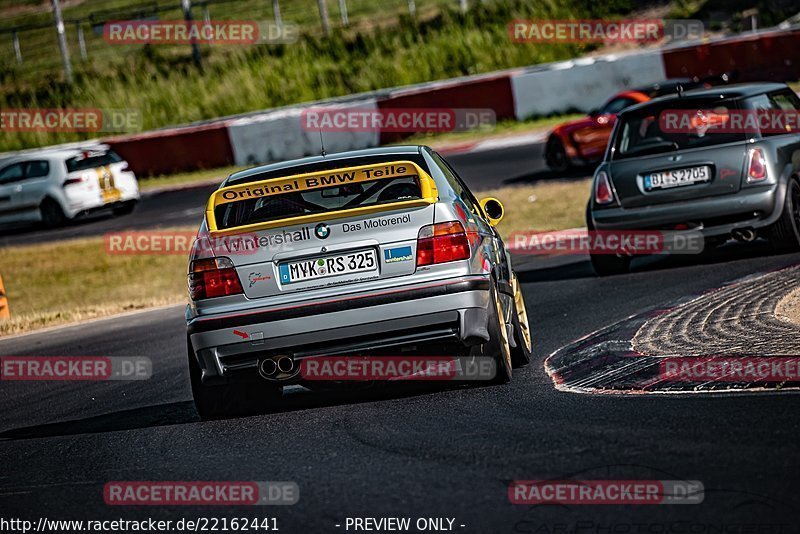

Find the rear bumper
[[63, 184, 139, 217], [591, 183, 783, 238], [187, 277, 492, 385]]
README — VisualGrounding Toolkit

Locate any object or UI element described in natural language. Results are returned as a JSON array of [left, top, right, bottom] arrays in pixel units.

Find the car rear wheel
[[509, 274, 532, 368], [767, 177, 800, 252], [478, 282, 512, 384], [586, 203, 630, 276], [40, 198, 66, 228], [188, 341, 281, 419], [589, 253, 631, 276], [545, 136, 570, 172]]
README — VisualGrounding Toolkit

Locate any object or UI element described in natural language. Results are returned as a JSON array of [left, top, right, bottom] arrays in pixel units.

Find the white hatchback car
[[0, 145, 140, 227]]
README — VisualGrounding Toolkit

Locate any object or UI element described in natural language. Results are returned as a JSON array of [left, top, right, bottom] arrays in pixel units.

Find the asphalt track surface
[[1, 141, 800, 531], [0, 140, 569, 248]]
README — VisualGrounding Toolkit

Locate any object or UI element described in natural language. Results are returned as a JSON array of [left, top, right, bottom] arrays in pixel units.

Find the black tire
[[188, 342, 281, 419], [474, 282, 512, 384], [586, 203, 630, 276], [40, 198, 66, 228], [589, 253, 631, 276], [767, 177, 800, 252], [545, 136, 570, 172], [509, 274, 532, 368], [112, 200, 137, 216]]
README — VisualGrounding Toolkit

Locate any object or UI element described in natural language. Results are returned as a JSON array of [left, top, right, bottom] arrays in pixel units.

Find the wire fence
[[0, 0, 476, 77]]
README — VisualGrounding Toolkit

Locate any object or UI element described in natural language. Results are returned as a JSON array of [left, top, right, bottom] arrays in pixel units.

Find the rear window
[[612, 99, 746, 160], [215, 175, 423, 230], [65, 150, 122, 173], [741, 91, 800, 137]]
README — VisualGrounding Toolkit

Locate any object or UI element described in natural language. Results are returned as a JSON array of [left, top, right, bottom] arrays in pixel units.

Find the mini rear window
[[66, 150, 122, 173], [612, 98, 746, 160], [214, 175, 423, 230]]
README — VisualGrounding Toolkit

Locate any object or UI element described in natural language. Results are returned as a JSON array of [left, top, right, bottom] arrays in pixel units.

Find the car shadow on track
[[514, 240, 799, 284], [504, 165, 594, 185], [0, 401, 199, 440], [0, 210, 114, 236], [0, 382, 482, 439]]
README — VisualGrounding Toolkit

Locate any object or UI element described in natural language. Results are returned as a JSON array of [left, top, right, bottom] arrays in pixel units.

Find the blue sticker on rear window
[[384, 246, 413, 263]]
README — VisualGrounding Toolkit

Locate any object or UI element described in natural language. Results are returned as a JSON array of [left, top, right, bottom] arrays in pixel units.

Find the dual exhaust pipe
[[731, 227, 757, 243], [259, 355, 296, 380]]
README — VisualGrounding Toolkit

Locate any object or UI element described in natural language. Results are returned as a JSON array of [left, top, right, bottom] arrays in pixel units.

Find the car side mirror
[[588, 108, 600, 117], [479, 197, 504, 226]]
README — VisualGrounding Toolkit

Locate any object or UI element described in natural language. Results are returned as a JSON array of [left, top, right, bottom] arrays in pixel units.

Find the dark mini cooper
[[587, 83, 800, 275]]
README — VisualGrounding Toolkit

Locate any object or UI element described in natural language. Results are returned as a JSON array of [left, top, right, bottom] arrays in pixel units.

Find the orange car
[[545, 80, 706, 171]]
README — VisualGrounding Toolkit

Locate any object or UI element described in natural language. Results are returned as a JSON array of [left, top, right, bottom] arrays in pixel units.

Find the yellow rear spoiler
[[206, 160, 438, 236]]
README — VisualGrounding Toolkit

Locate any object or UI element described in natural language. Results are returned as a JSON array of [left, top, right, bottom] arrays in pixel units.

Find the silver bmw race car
[[185, 146, 532, 418]]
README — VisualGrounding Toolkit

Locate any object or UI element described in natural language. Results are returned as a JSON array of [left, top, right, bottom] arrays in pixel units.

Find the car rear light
[[747, 148, 767, 182], [188, 257, 243, 300], [63, 176, 87, 187], [416, 221, 470, 267], [594, 171, 614, 204]]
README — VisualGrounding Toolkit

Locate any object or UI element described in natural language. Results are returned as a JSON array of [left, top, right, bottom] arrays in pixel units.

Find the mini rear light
[[594, 171, 614, 204], [188, 257, 243, 300], [747, 148, 768, 182], [416, 221, 470, 267]]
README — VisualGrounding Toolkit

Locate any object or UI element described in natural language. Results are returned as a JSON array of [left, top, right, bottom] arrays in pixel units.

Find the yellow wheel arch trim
[[205, 160, 439, 236]]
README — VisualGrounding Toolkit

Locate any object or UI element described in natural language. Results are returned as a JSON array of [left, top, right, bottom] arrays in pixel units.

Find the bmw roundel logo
[[314, 223, 330, 239]]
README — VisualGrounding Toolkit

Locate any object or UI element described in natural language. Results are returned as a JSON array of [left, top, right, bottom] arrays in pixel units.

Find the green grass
[[137, 164, 244, 191], [0, 0, 468, 77], [0, 179, 590, 335], [481, 180, 591, 235], [0, 0, 633, 153], [0, 230, 191, 336]]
